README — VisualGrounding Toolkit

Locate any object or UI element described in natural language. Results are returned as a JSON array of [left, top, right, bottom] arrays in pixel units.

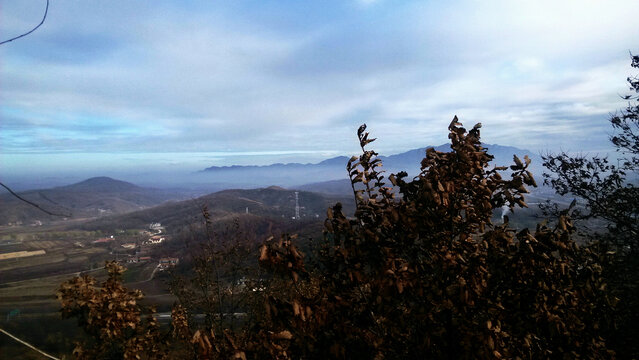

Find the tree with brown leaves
[[542, 53, 639, 358], [57, 261, 168, 360], [258, 118, 613, 359]]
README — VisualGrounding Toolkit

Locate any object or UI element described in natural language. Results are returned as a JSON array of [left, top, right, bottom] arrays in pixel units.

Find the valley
[[0, 178, 356, 317]]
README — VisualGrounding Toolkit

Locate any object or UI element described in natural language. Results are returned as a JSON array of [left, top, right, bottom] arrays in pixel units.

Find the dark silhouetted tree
[[256, 118, 613, 359], [542, 53, 639, 358]]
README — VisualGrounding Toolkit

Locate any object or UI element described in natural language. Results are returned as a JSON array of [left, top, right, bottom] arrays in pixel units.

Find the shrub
[[542, 53, 639, 358], [256, 118, 613, 359]]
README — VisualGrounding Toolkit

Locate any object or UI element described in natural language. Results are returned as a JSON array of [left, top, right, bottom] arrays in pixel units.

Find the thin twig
[[0, 181, 71, 217], [0, 0, 49, 45]]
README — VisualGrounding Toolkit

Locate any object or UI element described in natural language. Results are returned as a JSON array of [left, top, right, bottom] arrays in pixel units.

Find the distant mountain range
[[0, 177, 189, 226], [199, 143, 545, 191], [0, 143, 547, 226]]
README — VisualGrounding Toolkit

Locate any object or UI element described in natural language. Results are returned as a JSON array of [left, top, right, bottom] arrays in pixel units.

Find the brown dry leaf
[[273, 330, 293, 340]]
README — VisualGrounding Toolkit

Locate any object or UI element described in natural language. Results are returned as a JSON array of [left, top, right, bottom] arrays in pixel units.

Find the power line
[[0, 0, 50, 46], [0, 328, 61, 360], [0, 181, 71, 217]]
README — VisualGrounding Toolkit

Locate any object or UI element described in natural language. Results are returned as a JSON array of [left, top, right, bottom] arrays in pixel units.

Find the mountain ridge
[[0, 177, 188, 226], [80, 186, 355, 232], [202, 143, 536, 172], [198, 143, 542, 188], [56, 176, 144, 192]]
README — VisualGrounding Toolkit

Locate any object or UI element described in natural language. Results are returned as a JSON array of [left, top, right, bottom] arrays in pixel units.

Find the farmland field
[[0, 269, 108, 314]]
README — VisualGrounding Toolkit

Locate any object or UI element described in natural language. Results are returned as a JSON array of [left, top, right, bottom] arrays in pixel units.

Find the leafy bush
[[542, 53, 639, 358], [57, 262, 168, 359], [255, 118, 613, 359]]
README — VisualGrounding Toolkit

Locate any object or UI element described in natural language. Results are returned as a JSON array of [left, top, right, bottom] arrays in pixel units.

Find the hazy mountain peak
[[196, 144, 542, 188], [60, 176, 142, 192]]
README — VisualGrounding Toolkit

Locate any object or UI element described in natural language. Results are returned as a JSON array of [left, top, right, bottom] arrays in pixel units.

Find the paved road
[[146, 265, 159, 282]]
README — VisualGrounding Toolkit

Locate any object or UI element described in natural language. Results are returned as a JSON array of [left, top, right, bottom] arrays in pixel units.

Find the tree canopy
[[542, 53, 639, 358]]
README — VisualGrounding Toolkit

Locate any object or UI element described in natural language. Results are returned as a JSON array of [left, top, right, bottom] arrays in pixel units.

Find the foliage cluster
[[542, 53, 639, 358], [254, 119, 612, 359], [57, 262, 168, 359]]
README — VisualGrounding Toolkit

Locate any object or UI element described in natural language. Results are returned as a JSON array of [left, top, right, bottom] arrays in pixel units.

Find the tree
[[167, 207, 266, 359], [57, 261, 168, 360], [258, 118, 613, 359], [542, 53, 639, 357]]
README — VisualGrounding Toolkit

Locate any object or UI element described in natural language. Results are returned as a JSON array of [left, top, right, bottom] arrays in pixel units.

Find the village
[[91, 222, 179, 271]]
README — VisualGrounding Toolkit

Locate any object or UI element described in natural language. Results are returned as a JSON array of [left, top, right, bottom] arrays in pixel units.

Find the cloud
[[1, 0, 638, 172], [354, 0, 382, 7]]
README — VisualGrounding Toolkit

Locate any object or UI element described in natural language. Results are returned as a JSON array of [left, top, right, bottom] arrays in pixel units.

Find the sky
[[1, 0, 638, 187]]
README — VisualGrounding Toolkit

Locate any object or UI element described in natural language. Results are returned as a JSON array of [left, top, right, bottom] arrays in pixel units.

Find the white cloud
[[1, 0, 637, 166], [356, 0, 381, 6]]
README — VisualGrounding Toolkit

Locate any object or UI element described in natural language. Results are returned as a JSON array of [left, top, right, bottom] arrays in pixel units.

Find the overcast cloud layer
[[1, 0, 639, 181]]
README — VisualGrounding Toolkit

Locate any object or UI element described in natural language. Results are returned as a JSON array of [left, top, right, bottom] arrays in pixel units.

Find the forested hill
[[79, 186, 355, 232], [0, 177, 186, 225]]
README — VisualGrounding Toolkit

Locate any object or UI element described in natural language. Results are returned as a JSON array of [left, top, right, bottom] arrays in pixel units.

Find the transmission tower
[[294, 191, 300, 220]]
